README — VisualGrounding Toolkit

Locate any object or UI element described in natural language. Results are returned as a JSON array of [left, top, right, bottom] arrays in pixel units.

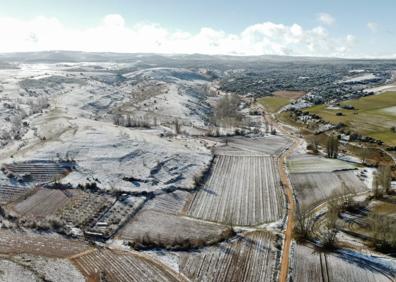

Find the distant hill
[[2, 50, 396, 65]]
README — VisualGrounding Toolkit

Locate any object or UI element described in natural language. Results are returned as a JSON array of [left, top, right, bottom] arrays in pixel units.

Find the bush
[[320, 229, 337, 250], [133, 227, 234, 251], [36, 220, 51, 231], [193, 172, 204, 186], [48, 216, 65, 231]]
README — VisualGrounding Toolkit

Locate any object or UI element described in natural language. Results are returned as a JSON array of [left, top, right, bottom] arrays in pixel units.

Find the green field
[[306, 92, 396, 146], [258, 96, 291, 113]]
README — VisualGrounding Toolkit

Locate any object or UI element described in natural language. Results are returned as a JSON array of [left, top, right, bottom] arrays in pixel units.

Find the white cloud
[[318, 13, 335, 26], [346, 34, 356, 44], [0, 14, 357, 57], [367, 22, 378, 32]]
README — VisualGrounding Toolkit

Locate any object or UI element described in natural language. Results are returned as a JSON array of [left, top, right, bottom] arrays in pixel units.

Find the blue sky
[[0, 0, 394, 57]]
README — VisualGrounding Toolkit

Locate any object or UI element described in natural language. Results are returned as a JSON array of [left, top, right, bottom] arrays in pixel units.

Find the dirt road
[[277, 138, 300, 282], [257, 103, 300, 282]]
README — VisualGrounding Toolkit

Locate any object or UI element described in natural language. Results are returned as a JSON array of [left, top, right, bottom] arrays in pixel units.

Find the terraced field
[[4, 255, 86, 282], [287, 154, 357, 174], [119, 210, 232, 248], [0, 184, 33, 204], [56, 191, 114, 227], [215, 136, 290, 156], [89, 196, 145, 237], [0, 259, 38, 281], [180, 231, 278, 281], [143, 190, 191, 214], [186, 154, 284, 226], [290, 170, 368, 210], [11, 188, 118, 229], [0, 230, 90, 258], [293, 244, 393, 282], [72, 249, 182, 282], [1, 161, 73, 184], [13, 188, 76, 218]]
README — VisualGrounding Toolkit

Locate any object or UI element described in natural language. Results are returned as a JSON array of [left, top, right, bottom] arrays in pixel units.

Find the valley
[[0, 52, 394, 281]]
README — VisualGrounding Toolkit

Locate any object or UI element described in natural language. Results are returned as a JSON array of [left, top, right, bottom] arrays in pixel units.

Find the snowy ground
[[340, 73, 379, 84], [0, 63, 214, 192]]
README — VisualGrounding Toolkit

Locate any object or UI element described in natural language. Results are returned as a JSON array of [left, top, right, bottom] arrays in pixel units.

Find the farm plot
[[287, 154, 357, 174], [72, 249, 181, 282], [306, 91, 396, 146], [13, 188, 77, 218], [88, 195, 145, 238], [273, 90, 306, 99], [215, 135, 290, 156], [258, 96, 292, 113], [56, 191, 114, 228], [118, 210, 233, 249], [1, 160, 74, 184], [6, 255, 85, 282], [336, 199, 396, 240], [0, 184, 33, 204], [289, 170, 367, 210], [0, 230, 90, 258], [142, 190, 191, 214], [292, 244, 393, 282], [0, 259, 37, 281], [180, 231, 278, 282], [186, 155, 284, 226]]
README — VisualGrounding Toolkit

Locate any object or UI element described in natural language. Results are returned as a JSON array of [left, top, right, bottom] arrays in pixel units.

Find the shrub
[[193, 172, 204, 186], [48, 216, 65, 231], [320, 229, 337, 250]]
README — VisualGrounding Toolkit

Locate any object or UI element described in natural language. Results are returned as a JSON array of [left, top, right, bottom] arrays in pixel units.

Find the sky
[[0, 0, 395, 58]]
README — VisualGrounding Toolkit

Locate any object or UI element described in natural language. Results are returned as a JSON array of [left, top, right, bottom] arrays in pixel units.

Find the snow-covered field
[[0, 58, 394, 281], [0, 63, 214, 192], [340, 73, 379, 84], [287, 154, 357, 173], [382, 106, 396, 116]]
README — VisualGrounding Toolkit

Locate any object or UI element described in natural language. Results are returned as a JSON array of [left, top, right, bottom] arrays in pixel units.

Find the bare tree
[[174, 119, 181, 135], [294, 204, 314, 242], [321, 196, 342, 249], [326, 134, 339, 159], [375, 165, 392, 196], [368, 212, 396, 251], [360, 147, 369, 164], [307, 136, 319, 154], [214, 94, 242, 127], [264, 119, 269, 133]]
